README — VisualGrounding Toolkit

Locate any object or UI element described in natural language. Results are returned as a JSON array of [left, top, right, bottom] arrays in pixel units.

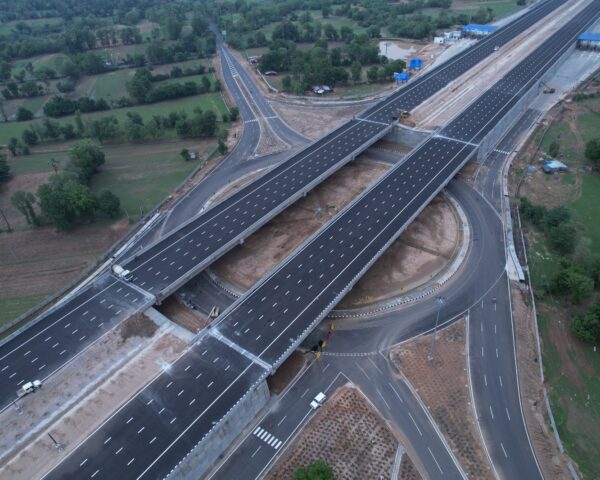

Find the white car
[[310, 392, 326, 410]]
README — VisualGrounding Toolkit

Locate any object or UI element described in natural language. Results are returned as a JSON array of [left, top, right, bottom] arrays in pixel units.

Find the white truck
[[17, 380, 42, 398], [310, 392, 326, 410], [112, 264, 133, 281]]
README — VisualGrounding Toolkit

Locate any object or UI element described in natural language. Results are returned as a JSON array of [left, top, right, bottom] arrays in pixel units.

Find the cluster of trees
[[260, 36, 404, 93], [520, 197, 600, 343], [126, 67, 215, 104], [520, 199, 577, 255], [1, 80, 45, 100], [10, 140, 121, 230], [43, 95, 110, 117], [218, 0, 498, 46]]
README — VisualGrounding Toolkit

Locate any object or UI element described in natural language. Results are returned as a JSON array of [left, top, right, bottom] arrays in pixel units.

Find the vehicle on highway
[[17, 380, 42, 398], [112, 264, 133, 281], [310, 392, 326, 409]]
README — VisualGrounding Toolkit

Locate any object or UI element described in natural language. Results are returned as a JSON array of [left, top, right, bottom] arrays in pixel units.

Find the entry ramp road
[[0, 276, 153, 411], [122, 0, 566, 301], [43, 334, 267, 480]]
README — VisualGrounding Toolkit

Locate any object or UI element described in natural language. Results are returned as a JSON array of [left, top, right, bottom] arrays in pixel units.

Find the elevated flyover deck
[[43, 1, 600, 478], [122, 0, 567, 302]]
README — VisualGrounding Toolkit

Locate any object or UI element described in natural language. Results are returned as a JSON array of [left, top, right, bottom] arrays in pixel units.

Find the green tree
[[97, 190, 121, 218], [21, 128, 38, 146], [292, 460, 334, 480], [585, 138, 600, 166], [165, 15, 183, 40], [571, 308, 600, 343], [351, 61, 362, 82], [8, 137, 19, 156], [548, 140, 560, 157], [126, 68, 153, 103], [191, 14, 208, 36], [11, 190, 37, 225], [544, 206, 571, 230], [218, 139, 227, 155], [367, 65, 379, 83], [37, 173, 98, 230], [75, 110, 85, 137], [16, 107, 33, 121], [180, 148, 190, 161], [229, 106, 239, 121], [551, 263, 594, 304], [89, 116, 120, 142], [548, 223, 577, 255], [67, 139, 106, 183], [0, 154, 11, 183]]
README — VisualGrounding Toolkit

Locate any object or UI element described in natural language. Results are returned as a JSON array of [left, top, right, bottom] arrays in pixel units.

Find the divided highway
[[43, 2, 600, 478]]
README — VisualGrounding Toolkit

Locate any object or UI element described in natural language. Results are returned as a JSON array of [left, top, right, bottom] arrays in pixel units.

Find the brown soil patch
[[267, 351, 307, 395], [266, 386, 397, 480], [390, 319, 493, 479], [271, 103, 363, 140], [339, 195, 459, 307], [398, 453, 422, 480], [511, 285, 572, 479], [211, 158, 390, 290], [0, 220, 129, 300], [157, 296, 208, 334], [0, 321, 187, 480], [119, 313, 159, 341]]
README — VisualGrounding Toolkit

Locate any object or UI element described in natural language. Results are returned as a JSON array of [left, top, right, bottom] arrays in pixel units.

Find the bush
[[0, 154, 10, 183], [16, 107, 33, 121], [571, 309, 600, 343], [97, 190, 121, 218], [44, 95, 78, 117]]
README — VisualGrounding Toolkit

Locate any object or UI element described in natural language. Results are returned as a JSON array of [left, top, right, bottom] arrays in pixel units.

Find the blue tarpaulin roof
[[463, 24, 497, 32], [578, 32, 600, 41], [409, 58, 422, 69]]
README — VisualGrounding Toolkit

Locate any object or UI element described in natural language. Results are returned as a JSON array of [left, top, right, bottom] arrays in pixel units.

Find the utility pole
[[428, 296, 445, 364]]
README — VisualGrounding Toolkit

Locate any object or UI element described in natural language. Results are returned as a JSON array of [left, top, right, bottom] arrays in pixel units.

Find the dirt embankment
[[391, 319, 494, 479], [266, 386, 399, 480]]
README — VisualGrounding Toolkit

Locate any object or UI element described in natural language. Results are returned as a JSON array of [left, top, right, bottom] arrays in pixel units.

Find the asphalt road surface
[[43, 334, 268, 480], [0, 276, 153, 412]]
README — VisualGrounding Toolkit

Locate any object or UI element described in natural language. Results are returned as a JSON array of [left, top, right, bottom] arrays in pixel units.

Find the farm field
[[0, 135, 221, 326]]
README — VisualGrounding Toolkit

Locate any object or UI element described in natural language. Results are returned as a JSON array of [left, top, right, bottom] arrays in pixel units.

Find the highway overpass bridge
[[39, 1, 600, 478], [0, 0, 568, 415]]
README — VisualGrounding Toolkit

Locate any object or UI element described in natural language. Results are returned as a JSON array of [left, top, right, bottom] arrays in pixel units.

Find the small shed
[[577, 32, 600, 50], [434, 36, 445, 44]]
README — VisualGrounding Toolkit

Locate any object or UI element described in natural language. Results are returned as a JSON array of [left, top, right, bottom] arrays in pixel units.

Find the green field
[[80, 69, 135, 101], [523, 98, 600, 479], [0, 92, 229, 144]]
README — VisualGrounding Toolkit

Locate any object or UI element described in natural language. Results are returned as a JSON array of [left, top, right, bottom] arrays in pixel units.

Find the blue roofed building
[[577, 32, 600, 49], [462, 24, 498, 37]]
